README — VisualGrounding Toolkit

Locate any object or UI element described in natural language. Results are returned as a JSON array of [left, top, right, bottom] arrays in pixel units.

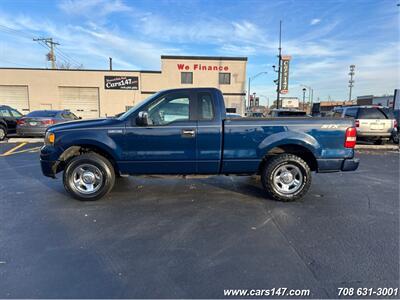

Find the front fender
[[56, 131, 122, 160], [258, 130, 321, 158]]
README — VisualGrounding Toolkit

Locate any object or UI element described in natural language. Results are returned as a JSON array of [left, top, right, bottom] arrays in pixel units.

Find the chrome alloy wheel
[[272, 163, 303, 195], [70, 164, 104, 195], [0, 128, 5, 140]]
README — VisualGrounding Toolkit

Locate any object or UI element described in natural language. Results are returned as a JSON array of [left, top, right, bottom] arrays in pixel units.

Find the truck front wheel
[[63, 153, 115, 201], [261, 154, 311, 202]]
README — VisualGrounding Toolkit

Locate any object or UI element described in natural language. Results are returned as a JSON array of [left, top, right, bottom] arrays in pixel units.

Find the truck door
[[196, 91, 223, 174], [122, 91, 197, 174]]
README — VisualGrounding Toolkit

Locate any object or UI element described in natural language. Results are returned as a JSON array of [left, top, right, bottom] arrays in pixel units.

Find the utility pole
[[109, 57, 113, 70], [302, 88, 306, 111], [276, 20, 282, 109], [348, 65, 355, 101], [33, 38, 60, 69]]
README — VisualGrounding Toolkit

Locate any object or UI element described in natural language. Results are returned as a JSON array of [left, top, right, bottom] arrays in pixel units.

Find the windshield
[[117, 92, 162, 120]]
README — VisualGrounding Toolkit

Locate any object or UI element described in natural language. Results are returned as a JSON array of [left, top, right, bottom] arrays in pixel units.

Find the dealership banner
[[280, 56, 291, 94], [104, 76, 139, 90]]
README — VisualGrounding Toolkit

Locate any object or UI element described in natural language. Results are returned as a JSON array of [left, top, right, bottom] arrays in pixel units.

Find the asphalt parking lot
[[0, 143, 398, 298]]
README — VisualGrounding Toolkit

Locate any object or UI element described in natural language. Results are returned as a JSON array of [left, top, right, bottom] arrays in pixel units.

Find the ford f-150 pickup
[[40, 88, 359, 201]]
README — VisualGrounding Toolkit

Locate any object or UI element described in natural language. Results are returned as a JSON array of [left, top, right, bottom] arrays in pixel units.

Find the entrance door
[[122, 91, 197, 174]]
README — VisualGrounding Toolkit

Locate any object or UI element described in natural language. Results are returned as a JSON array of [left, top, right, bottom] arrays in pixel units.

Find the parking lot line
[[0, 142, 27, 157], [3, 146, 42, 156]]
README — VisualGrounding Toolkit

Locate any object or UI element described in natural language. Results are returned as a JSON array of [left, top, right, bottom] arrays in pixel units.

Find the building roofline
[[0, 67, 161, 73], [161, 55, 248, 61]]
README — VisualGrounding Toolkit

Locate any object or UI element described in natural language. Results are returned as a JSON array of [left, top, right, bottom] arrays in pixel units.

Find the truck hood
[[48, 118, 123, 132]]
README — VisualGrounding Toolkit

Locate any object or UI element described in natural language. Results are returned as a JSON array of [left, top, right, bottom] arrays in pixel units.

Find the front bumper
[[357, 132, 392, 138], [40, 159, 58, 178], [40, 145, 63, 178], [317, 158, 359, 173]]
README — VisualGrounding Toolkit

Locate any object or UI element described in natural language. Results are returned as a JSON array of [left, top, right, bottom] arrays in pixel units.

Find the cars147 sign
[[104, 76, 138, 90], [280, 56, 291, 94]]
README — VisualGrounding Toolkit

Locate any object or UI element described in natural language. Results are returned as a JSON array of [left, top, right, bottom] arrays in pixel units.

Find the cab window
[[198, 93, 214, 120]]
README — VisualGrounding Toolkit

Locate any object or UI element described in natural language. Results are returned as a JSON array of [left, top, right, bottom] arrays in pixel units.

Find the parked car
[[269, 109, 309, 117], [392, 109, 399, 144], [17, 110, 79, 137], [40, 88, 359, 202], [333, 106, 396, 144], [0, 105, 23, 141]]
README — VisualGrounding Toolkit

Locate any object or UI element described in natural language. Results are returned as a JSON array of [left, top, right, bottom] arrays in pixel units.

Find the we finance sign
[[177, 64, 229, 72]]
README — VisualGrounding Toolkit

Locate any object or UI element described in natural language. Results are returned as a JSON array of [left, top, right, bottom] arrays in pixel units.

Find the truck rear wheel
[[261, 154, 311, 202], [63, 153, 115, 201]]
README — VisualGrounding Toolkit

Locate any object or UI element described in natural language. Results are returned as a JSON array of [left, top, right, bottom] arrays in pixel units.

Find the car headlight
[[45, 131, 55, 145]]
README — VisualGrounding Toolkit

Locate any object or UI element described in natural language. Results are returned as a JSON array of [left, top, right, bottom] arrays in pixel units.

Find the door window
[[146, 94, 190, 125], [0, 109, 11, 117]]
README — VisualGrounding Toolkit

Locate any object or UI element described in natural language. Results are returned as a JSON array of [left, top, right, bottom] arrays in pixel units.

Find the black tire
[[393, 133, 399, 144], [0, 125, 6, 141], [63, 153, 115, 201], [374, 139, 383, 145], [261, 154, 311, 202]]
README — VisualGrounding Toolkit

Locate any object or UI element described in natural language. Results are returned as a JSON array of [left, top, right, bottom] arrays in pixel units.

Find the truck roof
[[157, 87, 222, 93]]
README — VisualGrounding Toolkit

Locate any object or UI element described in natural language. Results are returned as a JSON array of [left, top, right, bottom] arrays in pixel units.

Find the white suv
[[333, 106, 397, 144]]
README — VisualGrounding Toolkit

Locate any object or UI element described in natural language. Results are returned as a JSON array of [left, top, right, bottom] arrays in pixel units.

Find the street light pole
[[302, 88, 306, 110], [247, 72, 268, 110], [300, 84, 314, 106], [348, 65, 355, 101], [248, 77, 251, 109], [276, 20, 282, 109]]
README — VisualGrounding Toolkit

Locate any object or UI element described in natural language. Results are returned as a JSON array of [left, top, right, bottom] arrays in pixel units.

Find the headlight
[[45, 131, 55, 145]]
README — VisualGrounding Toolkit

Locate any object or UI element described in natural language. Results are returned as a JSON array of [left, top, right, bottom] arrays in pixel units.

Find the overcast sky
[[0, 0, 398, 104]]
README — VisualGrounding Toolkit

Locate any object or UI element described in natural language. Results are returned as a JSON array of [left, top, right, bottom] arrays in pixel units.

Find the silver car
[[17, 110, 80, 137], [333, 106, 396, 144]]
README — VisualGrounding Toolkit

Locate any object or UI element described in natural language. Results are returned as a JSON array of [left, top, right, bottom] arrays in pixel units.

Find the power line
[[0, 24, 83, 68]]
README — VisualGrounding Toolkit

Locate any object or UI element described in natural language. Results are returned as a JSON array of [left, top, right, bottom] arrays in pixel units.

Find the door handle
[[181, 129, 196, 138]]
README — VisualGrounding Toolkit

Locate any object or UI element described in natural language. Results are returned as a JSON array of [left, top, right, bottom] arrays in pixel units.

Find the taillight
[[344, 127, 357, 148], [394, 120, 398, 128], [17, 119, 25, 125], [41, 119, 55, 125], [354, 119, 360, 127]]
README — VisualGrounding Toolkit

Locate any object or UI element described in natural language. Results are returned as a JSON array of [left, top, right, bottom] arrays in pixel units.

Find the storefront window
[[219, 73, 231, 84], [181, 72, 193, 84]]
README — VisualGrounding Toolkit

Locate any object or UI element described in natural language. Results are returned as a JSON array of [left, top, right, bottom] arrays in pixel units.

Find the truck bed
[[221, 117, 355, 174]]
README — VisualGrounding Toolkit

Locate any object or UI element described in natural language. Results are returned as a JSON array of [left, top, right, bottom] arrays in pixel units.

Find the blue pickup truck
[[40, 88, 359, 202]]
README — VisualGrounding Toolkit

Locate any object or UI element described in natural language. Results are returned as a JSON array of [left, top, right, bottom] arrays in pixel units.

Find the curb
[[0, 138, 44, 144]]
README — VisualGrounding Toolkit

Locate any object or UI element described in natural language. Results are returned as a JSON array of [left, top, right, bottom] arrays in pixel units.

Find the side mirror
[[136, 111, 150, 126]]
